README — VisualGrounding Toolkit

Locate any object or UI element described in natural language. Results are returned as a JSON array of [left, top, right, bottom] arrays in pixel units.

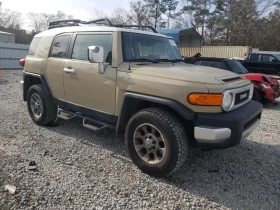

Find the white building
[[0, 31, 16, 43]]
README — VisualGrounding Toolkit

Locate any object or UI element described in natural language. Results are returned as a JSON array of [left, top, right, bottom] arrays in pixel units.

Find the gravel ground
[[0, 70, 279, 210]]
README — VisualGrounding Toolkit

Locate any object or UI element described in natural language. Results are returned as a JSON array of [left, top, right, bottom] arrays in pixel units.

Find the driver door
[[63, 32, 116, 115]]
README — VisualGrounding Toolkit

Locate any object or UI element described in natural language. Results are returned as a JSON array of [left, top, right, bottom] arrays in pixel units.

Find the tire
[[125, 108, 188, 177], [27, 84, 57, 126], [252, 88, 262, 103]]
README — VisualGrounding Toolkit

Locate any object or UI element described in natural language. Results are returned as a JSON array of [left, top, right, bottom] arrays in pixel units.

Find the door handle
[[63, 68, 75, 74]]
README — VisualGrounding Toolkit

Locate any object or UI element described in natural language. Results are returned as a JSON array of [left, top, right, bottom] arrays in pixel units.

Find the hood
[[130, 63, 243, 85]]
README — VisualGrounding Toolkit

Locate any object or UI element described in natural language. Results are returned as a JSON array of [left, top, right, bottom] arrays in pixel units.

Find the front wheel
[[125, 108, 189, 177]]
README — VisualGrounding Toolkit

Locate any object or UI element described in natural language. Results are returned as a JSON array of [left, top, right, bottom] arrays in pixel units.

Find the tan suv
[[20, 18, 262, 177]]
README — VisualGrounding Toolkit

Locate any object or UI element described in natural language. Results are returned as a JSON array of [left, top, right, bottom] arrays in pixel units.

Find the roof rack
[[48, 18, 158, 33]]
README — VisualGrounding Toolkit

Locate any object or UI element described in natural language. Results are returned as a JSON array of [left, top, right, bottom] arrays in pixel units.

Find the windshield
[[122, 32, 181, 62], [226, 60, 248, 74], [273, 55, 280, 60]]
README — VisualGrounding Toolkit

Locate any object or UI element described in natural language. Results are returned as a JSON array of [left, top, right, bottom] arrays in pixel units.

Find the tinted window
[[208, 61, 227, 69], [274, 55, 280, 60], [28, 37, 41, 55], [249, 54, 260, 63], [226, 60, 248, 74], [72, 34, 112, 62], [198, 60, 227, 70], [199, 61, 210, 66], [122, 32, 181, 61], [262, 55, 276, 63], [50, 35, 71, 58]]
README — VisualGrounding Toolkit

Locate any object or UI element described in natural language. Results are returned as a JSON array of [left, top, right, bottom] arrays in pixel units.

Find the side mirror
[[272, 59, 278, 63], [88, 46, 105, 74], [88, 46, 104, 63]]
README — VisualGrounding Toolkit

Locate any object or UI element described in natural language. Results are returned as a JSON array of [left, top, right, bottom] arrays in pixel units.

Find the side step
[[57, 109, 75, 120], [57, 108, 115, 131], [83, 118, 106, 131]]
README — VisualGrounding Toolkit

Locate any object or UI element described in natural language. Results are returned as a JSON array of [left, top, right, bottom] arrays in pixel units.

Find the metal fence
[[179, 46, 252, 59], [0, 42, 29, 70]]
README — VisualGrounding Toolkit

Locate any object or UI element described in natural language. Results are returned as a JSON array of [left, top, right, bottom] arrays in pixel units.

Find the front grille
[[244, 115, 260, 130], [234, 90, 250, 105]]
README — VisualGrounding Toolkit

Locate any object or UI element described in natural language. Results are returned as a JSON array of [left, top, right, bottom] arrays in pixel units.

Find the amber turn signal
[[188, 93, 223, 106]]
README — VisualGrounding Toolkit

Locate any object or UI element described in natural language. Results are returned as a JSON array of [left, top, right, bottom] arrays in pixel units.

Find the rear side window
[[262, 55, 276, 63], [72, 34, 112, 63], [200, 61, 210, 66], [50, 35, 71, 58], [208, 61, 228, 70], [249, 54, 260, 63], [196, 60, 228, 70], [28, 37, 41, 55]]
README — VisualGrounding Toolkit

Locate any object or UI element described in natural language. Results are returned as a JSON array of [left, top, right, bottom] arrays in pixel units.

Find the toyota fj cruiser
[[20, 18, 262, 177]]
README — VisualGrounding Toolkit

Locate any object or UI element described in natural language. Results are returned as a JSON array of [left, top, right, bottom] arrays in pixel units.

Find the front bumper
[[194, 100, 262, 150], [20, 80, 24, 90]]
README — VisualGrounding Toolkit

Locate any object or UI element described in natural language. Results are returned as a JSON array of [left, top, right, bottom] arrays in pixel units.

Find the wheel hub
[[145, 135, 157, 150], [30, 93, 43, 118], [133, 123, 166, 165]]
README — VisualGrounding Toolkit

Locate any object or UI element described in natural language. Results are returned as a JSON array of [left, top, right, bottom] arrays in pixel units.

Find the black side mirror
[[272, 59, 278, 63]]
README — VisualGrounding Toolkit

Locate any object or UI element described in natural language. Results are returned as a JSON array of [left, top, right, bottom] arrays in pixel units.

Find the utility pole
[[155, 0, 159, 29]]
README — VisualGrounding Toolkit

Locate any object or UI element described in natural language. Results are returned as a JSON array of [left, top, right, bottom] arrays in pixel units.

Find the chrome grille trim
[[222, 83, 254, 112]]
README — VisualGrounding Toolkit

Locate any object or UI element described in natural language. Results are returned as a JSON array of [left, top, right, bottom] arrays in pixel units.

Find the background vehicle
[[240, 53, 280, 76], [185, 57, 280, 103], [20, 19, 262, 177]]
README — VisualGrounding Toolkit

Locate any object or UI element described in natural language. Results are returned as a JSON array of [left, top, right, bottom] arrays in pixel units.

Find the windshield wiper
[[155, 58, 182, 63], [128, 58, 159, 63]]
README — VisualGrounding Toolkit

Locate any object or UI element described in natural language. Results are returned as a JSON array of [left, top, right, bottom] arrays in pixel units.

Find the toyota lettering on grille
[[240, 93, 248, 100], [235, 90, 250, 105]]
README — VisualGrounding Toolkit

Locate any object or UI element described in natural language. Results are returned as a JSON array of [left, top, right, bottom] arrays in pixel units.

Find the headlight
[[222, 92, 234, 111]]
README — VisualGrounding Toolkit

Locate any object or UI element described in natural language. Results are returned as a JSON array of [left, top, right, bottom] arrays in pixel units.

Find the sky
[[1, 0, 131, 30]]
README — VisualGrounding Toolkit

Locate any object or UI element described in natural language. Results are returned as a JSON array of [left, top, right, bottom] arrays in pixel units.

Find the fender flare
[[23, 71, 52, 101], [116, 92, 196, 135]]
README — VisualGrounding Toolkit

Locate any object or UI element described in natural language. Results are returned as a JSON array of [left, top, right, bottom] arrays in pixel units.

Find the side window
[[28, 37, 41, 55], [50, 35, 71, 58], [200, 61, 210, 66], [249, 54, 260, 63], [262, 55, 276, 63], [72, 34, 112, 63], [208, 61, 228, 70]]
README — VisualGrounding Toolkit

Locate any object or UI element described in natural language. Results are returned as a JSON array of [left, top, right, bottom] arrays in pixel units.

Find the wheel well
[[117, 97, 195, 142], [23, 75, 42, 101]]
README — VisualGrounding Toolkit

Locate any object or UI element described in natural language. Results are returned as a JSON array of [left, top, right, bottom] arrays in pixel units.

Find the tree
[[129, 0, 154, 25], [27, 11, 73, 32], [90, 9, 108, 20], [27, 12, 45, 33], [215, 0, 276, 46], [111, 8, 131, 24], [164, 0, 179, 28], [181, 0, 214, 38], [143, 0, 168, 29], [0, 8, 22, 29]]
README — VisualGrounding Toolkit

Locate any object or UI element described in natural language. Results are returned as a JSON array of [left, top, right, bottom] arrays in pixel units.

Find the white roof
[[0, 31, 15, 35], [36, 25, 168, 38]]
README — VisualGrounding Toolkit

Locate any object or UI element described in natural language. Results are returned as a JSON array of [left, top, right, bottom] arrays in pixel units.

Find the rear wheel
[[125, 108, 189, 177], [27, 85, 57, 126]]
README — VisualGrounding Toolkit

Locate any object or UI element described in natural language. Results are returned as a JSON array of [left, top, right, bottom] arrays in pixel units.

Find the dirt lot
[[0, 70, 279, 210]]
